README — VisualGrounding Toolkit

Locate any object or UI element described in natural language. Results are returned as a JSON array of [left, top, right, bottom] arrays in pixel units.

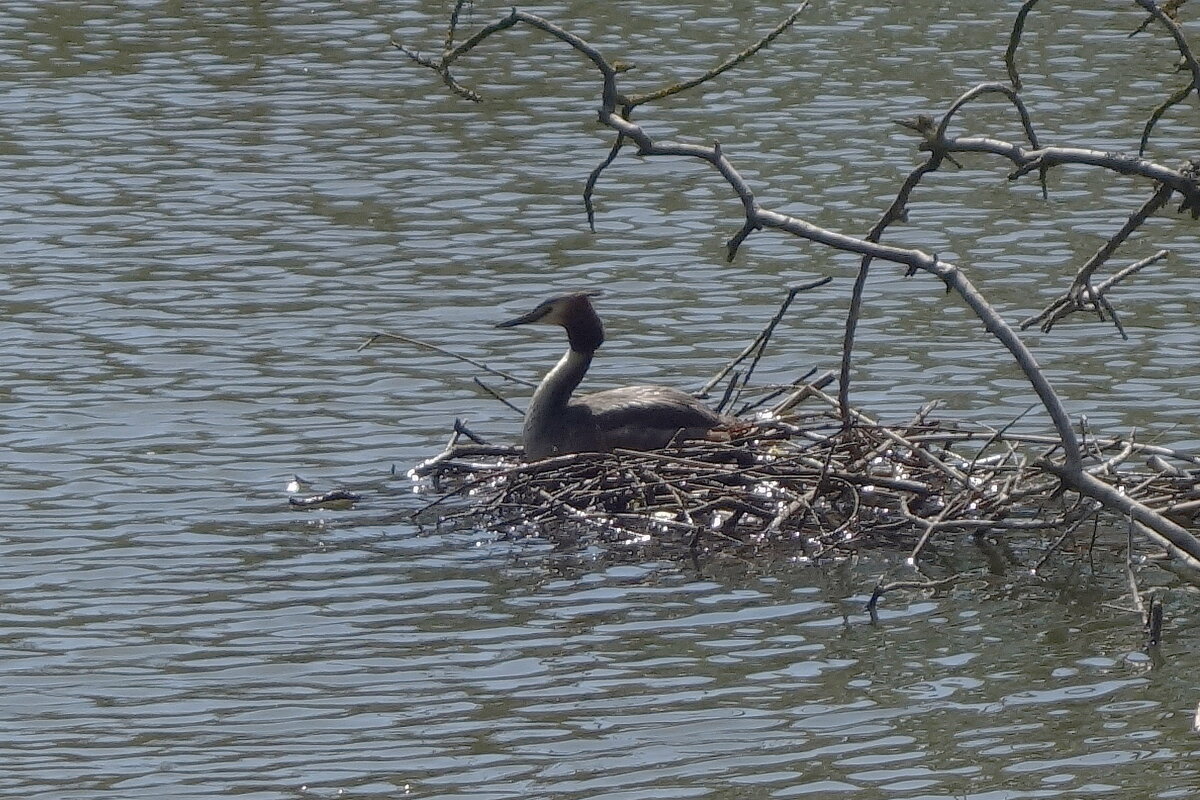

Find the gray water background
[[2, 0, 1199, 797]]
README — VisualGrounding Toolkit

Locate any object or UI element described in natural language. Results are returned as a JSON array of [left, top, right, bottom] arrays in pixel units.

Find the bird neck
[[529, 347, 593, 415], [564, 302, 604, 353]]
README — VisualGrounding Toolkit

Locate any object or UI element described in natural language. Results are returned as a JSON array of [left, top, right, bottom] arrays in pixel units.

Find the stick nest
[[412, 385, 1200, 560]]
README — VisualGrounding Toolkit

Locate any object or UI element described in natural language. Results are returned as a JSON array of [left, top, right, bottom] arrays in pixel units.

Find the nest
[[395, 288, 1200, 570], [412, 379, 1200, 562]]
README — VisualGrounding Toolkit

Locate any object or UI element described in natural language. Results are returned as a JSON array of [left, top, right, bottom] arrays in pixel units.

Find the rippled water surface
[[3, 0, 1200, 797]]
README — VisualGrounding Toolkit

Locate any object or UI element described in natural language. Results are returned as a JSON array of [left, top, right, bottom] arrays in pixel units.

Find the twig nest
[[412, 402, 1200, 560]]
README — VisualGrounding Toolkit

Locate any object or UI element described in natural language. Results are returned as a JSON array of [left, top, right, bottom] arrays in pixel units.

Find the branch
[[625, 4, 809, 107], [400, 5, 809, 225], [839, 151, 944, 426], [937, 138, 1200, 205], [1004, 0, 1041, 90], [359, 331, 536, 387], [1022, 182, 1175, 333], [1140, 78, 1196, 156], [838, 84, 1048, 426], [1131, 0, 1200, 106]]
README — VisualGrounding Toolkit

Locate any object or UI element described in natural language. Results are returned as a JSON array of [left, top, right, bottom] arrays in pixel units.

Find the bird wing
[[574, 386, 725, 451]]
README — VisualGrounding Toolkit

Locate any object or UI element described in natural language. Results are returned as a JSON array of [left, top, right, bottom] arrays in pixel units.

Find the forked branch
[[1021, 182, 1175, 335]]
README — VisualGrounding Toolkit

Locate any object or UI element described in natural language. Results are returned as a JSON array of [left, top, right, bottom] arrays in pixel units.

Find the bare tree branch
[[625, 4, 809, 107], [1131, 0, 1200, 103], [1022, 184, 1175, 333], [1005, 0, 1042, 91], [399, 6, 1200, 568], [1140, 78, 1195, 156]]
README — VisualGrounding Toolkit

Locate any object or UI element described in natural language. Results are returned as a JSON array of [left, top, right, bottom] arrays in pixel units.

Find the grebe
[[496, 291, 730, 460]]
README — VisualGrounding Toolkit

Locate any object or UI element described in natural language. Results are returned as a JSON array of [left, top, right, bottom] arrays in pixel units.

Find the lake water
[[2, 0, 1199, 797]]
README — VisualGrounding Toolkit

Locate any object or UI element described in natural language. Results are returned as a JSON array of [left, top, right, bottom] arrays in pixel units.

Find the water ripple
[[3, 0, 1200, 798]]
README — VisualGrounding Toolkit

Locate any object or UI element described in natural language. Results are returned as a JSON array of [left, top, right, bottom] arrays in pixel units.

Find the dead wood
[[397, 3, 1200, 578], [413, 369, 1200, 574]]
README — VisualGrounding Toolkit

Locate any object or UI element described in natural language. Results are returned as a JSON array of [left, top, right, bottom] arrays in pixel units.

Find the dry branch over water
[[396, 2, 1200, 577]]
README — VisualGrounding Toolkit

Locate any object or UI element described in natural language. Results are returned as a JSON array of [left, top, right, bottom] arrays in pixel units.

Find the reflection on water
[[2, 0, 1199, 797]]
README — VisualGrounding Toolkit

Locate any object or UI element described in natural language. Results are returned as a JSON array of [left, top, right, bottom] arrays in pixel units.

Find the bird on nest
[[496, 291, 734, 460]]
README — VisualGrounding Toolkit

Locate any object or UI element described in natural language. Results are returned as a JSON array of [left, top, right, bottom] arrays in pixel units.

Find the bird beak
[[495, 307, 545, 328]]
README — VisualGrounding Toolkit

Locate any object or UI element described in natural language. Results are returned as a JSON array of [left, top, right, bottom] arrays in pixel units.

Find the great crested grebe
[[496, 291, 731, 460]]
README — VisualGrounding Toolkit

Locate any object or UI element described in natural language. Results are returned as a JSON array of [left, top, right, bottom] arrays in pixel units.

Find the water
[[2, 0, 1199, 797]]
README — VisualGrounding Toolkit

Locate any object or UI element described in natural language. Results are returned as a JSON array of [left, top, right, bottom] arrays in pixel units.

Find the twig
[[1032, 510, 1099, 574], [1130, 0, 1200, 109], [1005, 0, 1042, 91], [700, 278, 829, 397], [625, 4, 810, 107], [360, 331, 535, 387], [1140, 80, 1195, 156], [474, 378, 524, 415], [1125, 514, 1146, 615], [1145, 593, 1164, 648], [867, 573, 964, 615], [1023, 183, 1174, 333], [584, 131, 626, 231], [452, 417, 489, 445]]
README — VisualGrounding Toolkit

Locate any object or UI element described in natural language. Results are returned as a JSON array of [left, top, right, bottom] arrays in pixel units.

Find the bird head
[[496, 291, 605, 352]]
